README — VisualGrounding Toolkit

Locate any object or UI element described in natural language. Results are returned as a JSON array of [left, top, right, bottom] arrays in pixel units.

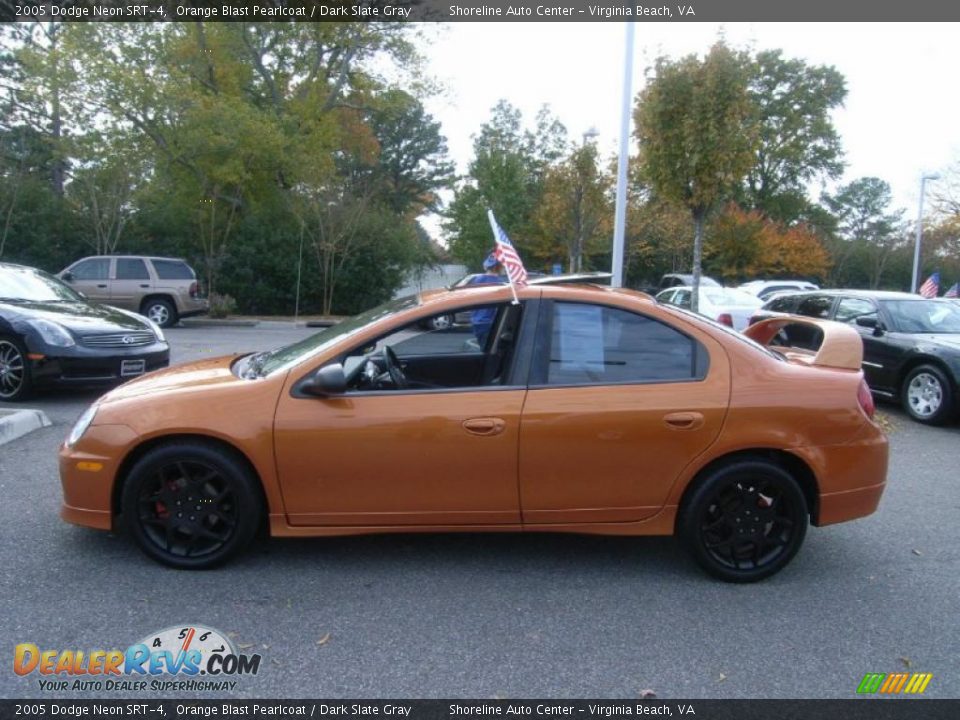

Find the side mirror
[[302, 363, 347, 397], [855, 316, 884, 336], [62, 272, 74, 282]]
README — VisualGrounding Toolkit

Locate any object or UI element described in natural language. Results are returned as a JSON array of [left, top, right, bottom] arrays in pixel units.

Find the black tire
[[142, 298, 178, 328], [678, 460, 808, 583], [0, 335, 33, 402], [121, 441, 262, 569], [901, 364, 954, 426]]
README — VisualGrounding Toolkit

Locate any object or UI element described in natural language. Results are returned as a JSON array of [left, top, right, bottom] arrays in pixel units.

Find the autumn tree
[[634, 42, 757, 310]]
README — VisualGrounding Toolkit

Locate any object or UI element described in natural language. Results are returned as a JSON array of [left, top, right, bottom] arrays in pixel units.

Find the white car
[[656, 286, 764, 331], [739, 279, 820, 301]]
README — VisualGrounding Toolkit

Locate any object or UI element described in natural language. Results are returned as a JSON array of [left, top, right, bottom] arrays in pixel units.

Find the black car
[[0, 262, 170, 401], [751, 290, 960, 425]]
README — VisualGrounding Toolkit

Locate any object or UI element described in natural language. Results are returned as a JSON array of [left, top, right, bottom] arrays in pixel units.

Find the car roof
[[421, 280, 651, 309], [771, 289, 926, 301], [74, 255, 189, 262]]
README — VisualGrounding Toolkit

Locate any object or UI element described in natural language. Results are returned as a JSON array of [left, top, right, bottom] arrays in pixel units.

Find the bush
[[208, 292, 237, 319]]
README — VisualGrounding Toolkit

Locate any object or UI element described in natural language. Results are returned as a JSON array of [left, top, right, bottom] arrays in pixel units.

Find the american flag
[[918, 272, 940, 298], [487, 210, 528, 286], [945, 282, 959, 299]]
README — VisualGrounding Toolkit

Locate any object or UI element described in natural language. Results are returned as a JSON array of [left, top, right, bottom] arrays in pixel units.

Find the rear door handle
[[139, 284, 150, 288], [663, 412, 704, 430], [462, 417, 506, 436], [96, 284, 107, 288]]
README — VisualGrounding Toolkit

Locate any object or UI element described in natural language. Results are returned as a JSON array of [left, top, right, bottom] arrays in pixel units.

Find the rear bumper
[[818, 481, 886, 526]]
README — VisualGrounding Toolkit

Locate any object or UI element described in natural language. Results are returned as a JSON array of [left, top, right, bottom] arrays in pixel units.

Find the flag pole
[[487, 209, 520, 305]]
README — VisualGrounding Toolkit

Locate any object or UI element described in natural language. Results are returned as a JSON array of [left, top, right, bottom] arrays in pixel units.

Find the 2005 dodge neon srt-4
[[59, 283, 888, 582]]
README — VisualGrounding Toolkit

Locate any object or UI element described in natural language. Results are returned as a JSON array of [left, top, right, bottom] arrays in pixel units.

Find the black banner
[[2, 0, 960, 22], [0, 701, 959, 720]]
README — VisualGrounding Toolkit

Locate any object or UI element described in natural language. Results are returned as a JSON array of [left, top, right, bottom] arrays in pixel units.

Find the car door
[[110, 257, 153, 310], [64, 257, 111, 303], [518, 300, 730, 524], [272, 301, 536, 527]]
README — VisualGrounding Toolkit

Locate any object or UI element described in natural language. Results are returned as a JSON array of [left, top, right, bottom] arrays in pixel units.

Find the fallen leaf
[[238, 643, 254, 650], [718, 673, 727, 683], [228, 632, 238, 638], [912, 549, 922, 556], [900, 657, 912, 669], [262, 644, 270, 650], [316, 633, 331, 646], [639, 689, 657, 699]]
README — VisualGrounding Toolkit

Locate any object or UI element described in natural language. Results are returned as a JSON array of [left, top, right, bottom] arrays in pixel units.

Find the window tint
[[545, 302, 701, 385], [153, 260, 195, 280], [835, 298, 876, 323], [765, 295, 797, 312], [796, 295, 833, 319], [116, 258, 150, 280], [71, 258, 109, 281]]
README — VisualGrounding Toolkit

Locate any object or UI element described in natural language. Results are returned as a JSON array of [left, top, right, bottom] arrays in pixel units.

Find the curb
[[179, 318, 260, 328], [0, 408, 52, 446]]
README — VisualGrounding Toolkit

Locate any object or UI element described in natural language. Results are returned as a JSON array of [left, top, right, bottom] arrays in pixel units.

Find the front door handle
[[139, 284, 150, 288], [462, 417, 506, 436], [663, 412, 704, 430], [96, 284, 107, 288]]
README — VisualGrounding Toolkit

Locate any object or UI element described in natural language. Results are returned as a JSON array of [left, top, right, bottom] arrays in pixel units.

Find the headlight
[[144, 316, 166, 343], [66, 404, 97, 447], [28, 318, 75, 347]]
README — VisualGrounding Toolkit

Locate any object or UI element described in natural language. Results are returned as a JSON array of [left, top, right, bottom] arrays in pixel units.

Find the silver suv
[[59, 255, 208, 328]]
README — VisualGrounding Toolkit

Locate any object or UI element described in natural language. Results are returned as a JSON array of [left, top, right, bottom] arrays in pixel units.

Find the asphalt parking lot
[[1, 322, 958, 699]]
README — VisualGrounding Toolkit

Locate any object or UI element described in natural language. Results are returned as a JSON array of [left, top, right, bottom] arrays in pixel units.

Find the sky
[[415, 22, 960, 241]]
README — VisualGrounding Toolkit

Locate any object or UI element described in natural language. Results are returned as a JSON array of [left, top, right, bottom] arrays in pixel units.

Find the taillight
[[189, 281, 199, 298], [857, 378, 876, 419], [717, 313, 734, 327]]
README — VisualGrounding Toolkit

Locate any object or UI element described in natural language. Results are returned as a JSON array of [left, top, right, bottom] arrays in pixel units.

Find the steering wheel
[[380, 346, 408, 390]]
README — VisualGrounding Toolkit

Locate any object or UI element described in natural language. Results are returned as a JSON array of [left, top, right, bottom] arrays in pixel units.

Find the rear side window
[[71, 258, 109, 281], [152, 260, 195, 280], [116, 258, 150, 280], [543, 302, 705, 386], [796, 295, 833, 319], [765, 295, 797, 312]]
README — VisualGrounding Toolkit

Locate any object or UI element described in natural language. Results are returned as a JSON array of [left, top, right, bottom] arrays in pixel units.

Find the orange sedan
[[59, 283, 888, 581]]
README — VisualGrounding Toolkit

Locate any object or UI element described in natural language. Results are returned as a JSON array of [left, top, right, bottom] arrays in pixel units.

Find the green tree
[[635, 42, 757, 310], [741, 50, 847, 223]]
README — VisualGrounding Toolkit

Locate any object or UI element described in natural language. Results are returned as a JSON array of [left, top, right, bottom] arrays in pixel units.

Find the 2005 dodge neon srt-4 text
[[59, 282, 888, 582]]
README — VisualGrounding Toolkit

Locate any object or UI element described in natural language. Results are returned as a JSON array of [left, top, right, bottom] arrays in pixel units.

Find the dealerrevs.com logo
[[14, 624, 261, 692]]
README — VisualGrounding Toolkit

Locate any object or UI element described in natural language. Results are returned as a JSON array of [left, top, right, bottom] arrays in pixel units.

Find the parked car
[[656, 285, 763, 330], [654, 273, 721, 293], [59, 255, 208, 328], [61, 282, 887, 581], [739, 279, 820, 301], [751, 289, 960, 424], [0, 262, 169, 401]]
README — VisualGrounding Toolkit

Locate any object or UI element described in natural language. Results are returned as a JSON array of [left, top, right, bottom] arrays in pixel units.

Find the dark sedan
[[0, 262, 169, 401], [751, 289, 960, 424]]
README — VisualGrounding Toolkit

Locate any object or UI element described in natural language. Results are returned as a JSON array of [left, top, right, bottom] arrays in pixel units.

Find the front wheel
[[0, 335, 33, 402], [678, 460, 808, 583], [121, 441, 262, 569], [902, 364, 954, 425]]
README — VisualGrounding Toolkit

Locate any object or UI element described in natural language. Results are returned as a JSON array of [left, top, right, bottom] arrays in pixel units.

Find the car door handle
[[97, 284, 107, 288], [663, 412, 704, 430], [139, 284, 150, 288], [462, 417, 506, 436]]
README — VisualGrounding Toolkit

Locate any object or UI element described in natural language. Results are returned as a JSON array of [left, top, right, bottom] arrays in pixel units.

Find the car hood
[[0, 299, 151, 334], [98, 355, 247, 404]]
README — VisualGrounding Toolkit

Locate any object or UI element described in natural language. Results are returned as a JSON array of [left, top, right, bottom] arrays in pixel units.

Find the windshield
[[703, 288, 762, 307], [256, 295, 420, 376], [0, 265, 84, 303], [881, 299, 960, 333]]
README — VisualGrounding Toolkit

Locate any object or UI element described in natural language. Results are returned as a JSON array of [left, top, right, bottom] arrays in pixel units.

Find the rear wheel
[[679, 460, 808, 582], [0, 335, 32, 402], [142, 298, 177, 328], [902, 364, 954, 425], [121, 441, 262, 569]]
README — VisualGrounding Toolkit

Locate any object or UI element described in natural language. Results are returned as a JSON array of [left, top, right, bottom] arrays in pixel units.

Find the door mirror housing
[[302, 363, 347, 397], [62, 271, 74, 282], [855, 315, 884, 336]]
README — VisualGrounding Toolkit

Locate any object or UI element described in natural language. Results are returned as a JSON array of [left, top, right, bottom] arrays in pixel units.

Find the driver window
[[340, 302, 522, 393]]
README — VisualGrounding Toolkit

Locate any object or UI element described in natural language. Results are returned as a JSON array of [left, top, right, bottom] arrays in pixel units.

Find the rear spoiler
[[743, 317, 863, 371]]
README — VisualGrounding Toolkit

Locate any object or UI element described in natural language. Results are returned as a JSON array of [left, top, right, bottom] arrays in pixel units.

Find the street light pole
[[611, 20, 635, 289], [912, 173, 941, 293]]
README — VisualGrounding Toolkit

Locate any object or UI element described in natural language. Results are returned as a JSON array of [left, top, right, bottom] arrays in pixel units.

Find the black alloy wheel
[[121, 442, 261, 569], [0, 335, 32, 402], [679, 460, 808, 582]]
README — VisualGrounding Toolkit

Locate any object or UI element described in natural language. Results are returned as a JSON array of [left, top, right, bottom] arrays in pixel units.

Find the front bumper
[[29, 345, 169, 387]]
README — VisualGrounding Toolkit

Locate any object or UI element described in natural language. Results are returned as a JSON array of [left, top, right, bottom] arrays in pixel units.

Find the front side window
[[543, 302, 703, 386], [835, 297, 877, 323], [71, 258, 110, 281]]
